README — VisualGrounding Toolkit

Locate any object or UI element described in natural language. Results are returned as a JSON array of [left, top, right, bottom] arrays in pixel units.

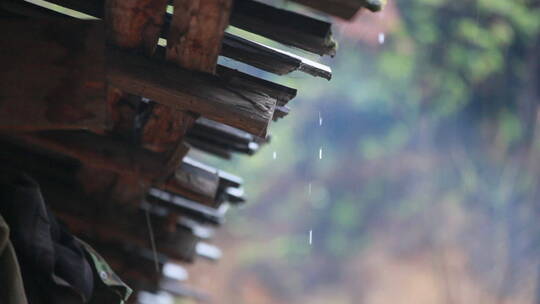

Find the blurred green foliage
[[202, 0, 540, 301]]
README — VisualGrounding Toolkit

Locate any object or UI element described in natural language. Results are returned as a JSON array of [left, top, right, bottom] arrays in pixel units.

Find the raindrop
[[318, 111, 323, 126], [378, 32, 385, 44], [309, 230, 313, 245], [272, 151, 277, 159], [319, 148, 323, 160], [308, 183, 312, 195]]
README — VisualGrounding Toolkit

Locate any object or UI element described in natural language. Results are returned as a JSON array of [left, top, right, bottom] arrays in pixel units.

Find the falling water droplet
[[319, 148, 323, 160], [272, 151, 277, 160], [378, 32, 385, 44], [308, 183, 312, 195], [309, 230, 313, 245], [318, 111, 323, 126]]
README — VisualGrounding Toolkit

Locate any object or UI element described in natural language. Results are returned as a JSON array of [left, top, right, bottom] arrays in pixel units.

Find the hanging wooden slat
[[229, 0, 336, 56], [107, 48, 276, 136], [221, 32, 332, 80], [0, 19, 106, 132]]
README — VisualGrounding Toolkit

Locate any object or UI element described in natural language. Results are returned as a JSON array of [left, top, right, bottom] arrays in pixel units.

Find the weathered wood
[[216, 65, 297, 107], [191, 117, 254, 145], [291, 0, 384, 19], [161, 158, 221, 206], [186, 137, 233, 159], [183, 157, 243, 188], [186, 118, 261, 156], [0, 19, 106, 132], [107, 48, 276, 136], [17, 0, 333, 77], [230, 0, 336, 56], [105, 0, 168, 54], [141, 104, 196, 153], [148, 188, 226, 225], [221, 33, 332, 80], [166, 0, 232, 73], [185, 134, 258, 156], [141, 0, 232, 161], [3, 131, 167, 179]]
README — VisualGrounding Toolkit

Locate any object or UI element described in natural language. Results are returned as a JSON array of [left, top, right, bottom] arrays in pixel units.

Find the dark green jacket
[[0, 173, 132, 304]]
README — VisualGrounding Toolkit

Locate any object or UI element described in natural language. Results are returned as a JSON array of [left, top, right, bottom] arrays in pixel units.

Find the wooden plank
[[216, 65, 297, 107], [104, 0, 168, 54], [148, 188, 226, 225], [107, 48, 276, 136], [0, 19, 106, 132], [186, 137, 234, 159], [141, 104, 196, 153], [291, 0, 384, 19], [230, 0, 336, 56], [191, 117, 255, 144], [183, 157, 243, 188], [141, 0, 232, 158], [17, 0, 333, 78], [221, 32, 332, 80], [185, 134, 258, 156], [161, 158, 221, 206]]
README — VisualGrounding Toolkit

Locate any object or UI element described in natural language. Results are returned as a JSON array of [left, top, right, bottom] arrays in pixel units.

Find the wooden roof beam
[[107, 47, 276, 137], [19, 0, 333, 79], [39, 0, 336, 55], [229, 0, 336, 56], [221, 32, 332, 80]]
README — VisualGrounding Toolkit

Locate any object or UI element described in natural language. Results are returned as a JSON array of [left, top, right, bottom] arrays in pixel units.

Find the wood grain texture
[[107, 48, 276, 136], [166, 0, 232, 73], [221, 33, 332, 80], [0, 19, 106, 132], [141, 105, 196, 153], [4, 131, 168, 180], [230, 0, 336, 56], [105, 0, 168, 54], [142, 0, 232, 160]]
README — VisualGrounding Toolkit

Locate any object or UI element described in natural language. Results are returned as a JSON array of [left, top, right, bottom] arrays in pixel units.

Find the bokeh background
[[183, 0, 540, 303]]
